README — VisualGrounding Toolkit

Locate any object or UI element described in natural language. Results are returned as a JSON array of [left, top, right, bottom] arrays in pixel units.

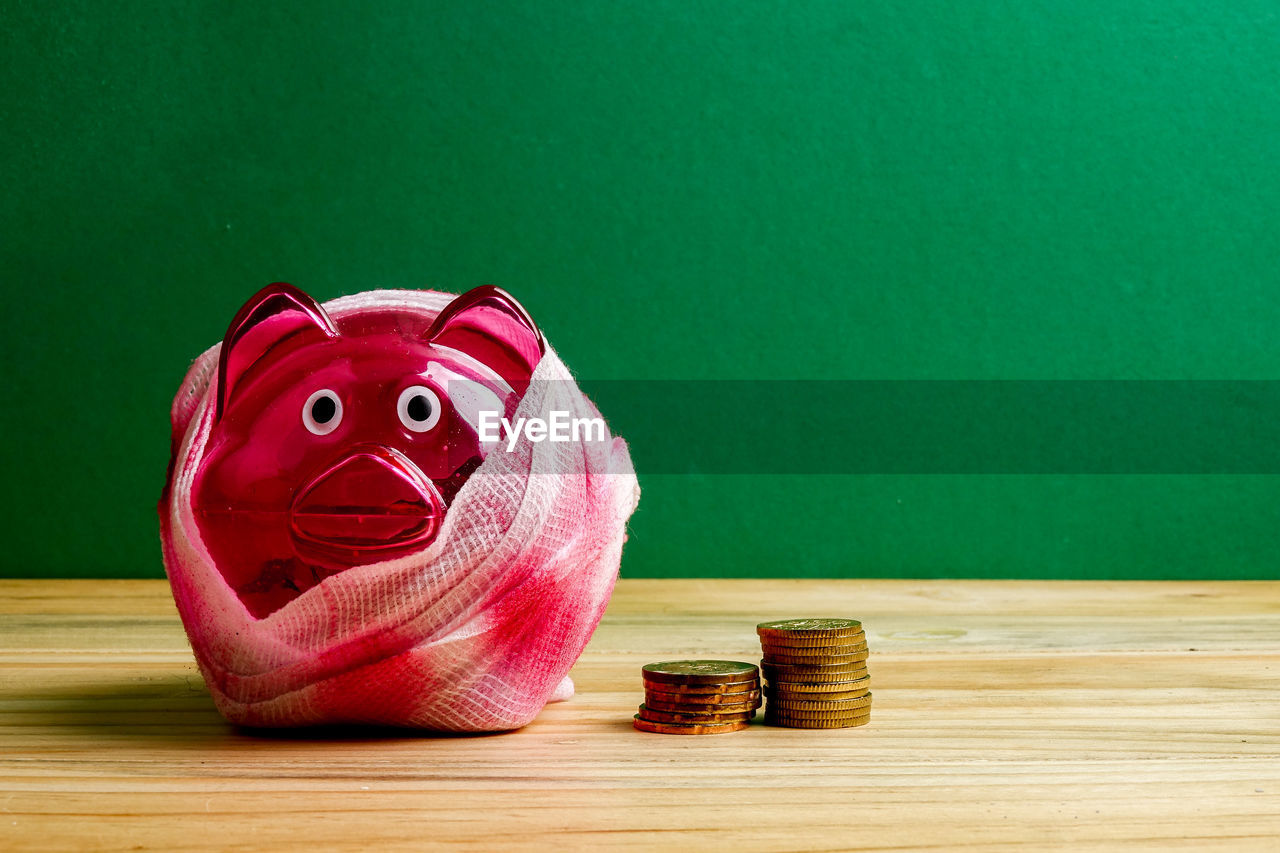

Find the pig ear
[[426, 286, 545, 394], [216, 283, 338, 419]]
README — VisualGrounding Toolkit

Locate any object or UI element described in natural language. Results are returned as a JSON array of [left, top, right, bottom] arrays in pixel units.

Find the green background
[[3, 1, 1279, 580]]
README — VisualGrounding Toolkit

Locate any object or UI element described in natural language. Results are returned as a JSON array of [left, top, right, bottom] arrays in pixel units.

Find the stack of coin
[[757, 618, 872, 728], [634, 660, 761, 734]]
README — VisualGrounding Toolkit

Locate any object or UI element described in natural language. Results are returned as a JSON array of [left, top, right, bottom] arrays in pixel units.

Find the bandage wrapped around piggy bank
[[159, 284, 638, 730]]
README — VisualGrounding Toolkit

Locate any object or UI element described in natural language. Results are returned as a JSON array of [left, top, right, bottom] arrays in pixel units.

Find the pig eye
[[302, 389, 343, 435], [398, 385, 441, 432]]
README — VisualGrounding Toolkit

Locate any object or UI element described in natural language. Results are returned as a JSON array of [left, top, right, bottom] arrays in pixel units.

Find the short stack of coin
[[634, 660, 761, 734], [757, 618, 872, 728]]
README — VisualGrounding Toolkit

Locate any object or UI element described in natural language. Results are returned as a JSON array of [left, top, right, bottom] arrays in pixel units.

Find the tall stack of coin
[[757, 618, 872, 728], [634, 660, 761, 734]]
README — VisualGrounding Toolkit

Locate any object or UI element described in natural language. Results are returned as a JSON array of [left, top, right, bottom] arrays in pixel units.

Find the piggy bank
[[191, 283, 544, 618], [160, 285, 638, 730]]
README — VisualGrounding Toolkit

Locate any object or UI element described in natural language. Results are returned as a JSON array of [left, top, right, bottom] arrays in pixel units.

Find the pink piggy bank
[[192, 283, 544, 618], [160, 285, 638, 730]]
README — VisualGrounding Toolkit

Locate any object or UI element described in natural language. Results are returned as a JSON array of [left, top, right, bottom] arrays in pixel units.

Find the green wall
[[3, 1, 1279, 580]]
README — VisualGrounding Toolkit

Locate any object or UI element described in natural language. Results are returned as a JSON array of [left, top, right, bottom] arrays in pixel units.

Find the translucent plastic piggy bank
[[160, 284, 638, 730], [192, 283, 543, 618]]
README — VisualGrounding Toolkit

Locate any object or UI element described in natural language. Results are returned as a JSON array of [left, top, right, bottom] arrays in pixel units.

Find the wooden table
[[1, 578, 1277, 851]]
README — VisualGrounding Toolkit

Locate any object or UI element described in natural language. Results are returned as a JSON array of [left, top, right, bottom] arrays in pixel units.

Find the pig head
[[190, 283, 544, 619]]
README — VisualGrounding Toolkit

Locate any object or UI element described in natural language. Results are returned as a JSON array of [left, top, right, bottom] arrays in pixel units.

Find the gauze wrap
[[159, 290, 639, 731]]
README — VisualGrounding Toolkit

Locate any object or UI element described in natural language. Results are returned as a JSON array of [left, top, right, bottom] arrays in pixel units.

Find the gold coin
[[759, 632, 866, 650], [645, 688, 762, 706], [761, 656, 869, 672], [766, 685, 871, 701], [760, 638, 867, 654], [765, 703, 872, 719], [641, 676, 760, 694], [643, 695, 762, 714], [641, 660, 759, 685], [761, 648, 869, 666], [757, 637, 870, 650], [757, 618, 862, 639], [764, 712, 871, 729], [633, 715, 751, 735], [768, 692, 873, 713], [761, 662, 869, 683], [637, 704, 756, 725], [765, 675, 871, 695]]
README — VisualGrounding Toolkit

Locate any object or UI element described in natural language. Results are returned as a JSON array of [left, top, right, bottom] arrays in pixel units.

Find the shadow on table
[[9, 677, 514, 745]]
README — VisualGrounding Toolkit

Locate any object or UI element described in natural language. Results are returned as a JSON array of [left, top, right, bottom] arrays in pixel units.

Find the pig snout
[[289, 444, 445, 555]]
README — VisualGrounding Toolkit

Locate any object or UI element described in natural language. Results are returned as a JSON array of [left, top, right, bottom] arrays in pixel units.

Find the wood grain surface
[[1, 578, 1277, 851]]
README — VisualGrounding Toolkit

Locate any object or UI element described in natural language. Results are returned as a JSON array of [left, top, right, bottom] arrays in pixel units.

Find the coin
[[765, 685, 871, 701], [768, 693, 873, 713], [759, 625, 865, 642], [637, 704, 756, 725], [760, 637, 866, 653], [759, 631, 866, 648], [761, 649, 869, 666], [757, 618, 862, 640], [641, 660, 759, 685], [641, 677, 760, 694], [765, 675, 871, 695], [765, 703, 872, 719], [757, 653, 870, 666], [643, 695, 762, 714], [764, 712, 870, 729], [633, 715, 752, 735], [761, 662, 869, 683], [645, 688, 762, 706]]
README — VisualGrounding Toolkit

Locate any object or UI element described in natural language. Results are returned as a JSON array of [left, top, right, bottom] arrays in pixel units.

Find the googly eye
[[398, 385, 442, 433], [302, 389, 343, 436]]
